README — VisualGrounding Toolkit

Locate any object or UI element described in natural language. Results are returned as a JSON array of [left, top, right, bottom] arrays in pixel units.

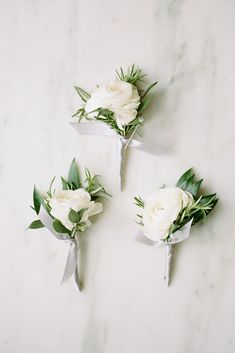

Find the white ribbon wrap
[[38, 206, 82, 291], [136, 219, 193, 286], [70, 121, 160, 190]]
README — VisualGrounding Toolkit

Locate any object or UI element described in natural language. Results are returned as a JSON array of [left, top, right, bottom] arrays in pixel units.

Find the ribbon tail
[[61, 241, 81, 290], [74, 263, 82, 291], [117, 137, 127, 191], [163, 244, 173, 287]]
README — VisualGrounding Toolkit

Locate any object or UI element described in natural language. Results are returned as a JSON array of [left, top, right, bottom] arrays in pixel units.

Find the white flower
[[85, 81, 140, 129], [142, 186, 193, 241], [49, 189, 103, 231]]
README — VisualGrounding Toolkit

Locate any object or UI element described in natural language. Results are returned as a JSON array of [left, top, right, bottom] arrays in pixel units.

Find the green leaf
[[33, 186, 44, 214], [138, 95, 152, 114], [53, 219, 70, 234], [187, 179, 203, 198], [74, 86, 90, 102], [134, 196, 145, 208], [61, 177, 69, 190], [193, 194, 218, 224], [198, 194, 218, 207], [67, 159, 81, 190], [68, 208, 87, 224], [28, 220, 45, 229], [176, 168, 194, 189], [141, 81, 158, 99], [47, 176, 56, 197]]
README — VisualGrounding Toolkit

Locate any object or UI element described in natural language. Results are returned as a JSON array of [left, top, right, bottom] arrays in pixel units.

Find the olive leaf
[[28, 220, 44, 229], [67, 159, 81, 190]]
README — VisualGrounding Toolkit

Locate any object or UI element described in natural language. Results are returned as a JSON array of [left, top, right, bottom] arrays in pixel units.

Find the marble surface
[[0, 0, 235, 352]]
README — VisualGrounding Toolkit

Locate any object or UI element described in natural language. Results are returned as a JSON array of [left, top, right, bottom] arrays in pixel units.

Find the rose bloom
[[49, 189, 103, 231], [85, 81, 140, 129], [142, 186, 193, 241]]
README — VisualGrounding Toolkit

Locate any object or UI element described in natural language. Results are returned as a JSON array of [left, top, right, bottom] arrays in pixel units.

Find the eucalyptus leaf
[[28, 220, 44, 229], [68, 208, 87, 224], [53, 219, 70, 234]]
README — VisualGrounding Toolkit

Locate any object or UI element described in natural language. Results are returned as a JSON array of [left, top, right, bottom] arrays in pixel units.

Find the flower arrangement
[[134, 168, 218, 285], [29, 159, 109, 290], [72, 65, 158, 190], [73, 64, 157, 137]]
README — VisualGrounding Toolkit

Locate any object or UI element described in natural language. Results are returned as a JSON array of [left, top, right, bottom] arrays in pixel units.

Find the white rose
[[49, 189, 103, 231], [142, 186, 193, 241], [85, 81, 140, 128]]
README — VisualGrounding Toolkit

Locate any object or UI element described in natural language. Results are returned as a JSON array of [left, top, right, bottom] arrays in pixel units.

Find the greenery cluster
[[134, 168, 219, 241], [72, 64, 157, 137], [28, 159, 109, 239]]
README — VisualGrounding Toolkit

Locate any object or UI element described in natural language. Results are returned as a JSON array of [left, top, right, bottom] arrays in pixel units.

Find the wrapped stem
[[117, 136, 127, 191], [163, 243, 173, 287]]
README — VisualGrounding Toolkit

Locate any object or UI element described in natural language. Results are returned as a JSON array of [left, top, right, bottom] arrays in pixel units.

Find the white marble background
[[0, 0, 235, 352]]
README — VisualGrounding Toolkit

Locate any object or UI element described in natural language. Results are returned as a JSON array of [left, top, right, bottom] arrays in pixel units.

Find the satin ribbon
[[38, 206, 82, 291], [136, 219, 193, 286], [70, 121, 161, 190]]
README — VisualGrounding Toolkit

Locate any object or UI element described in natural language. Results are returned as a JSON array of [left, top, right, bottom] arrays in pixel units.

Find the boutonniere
[[134, 168, 218, 286], [72, 65, 157, 190], [28, 159, 110, 291]]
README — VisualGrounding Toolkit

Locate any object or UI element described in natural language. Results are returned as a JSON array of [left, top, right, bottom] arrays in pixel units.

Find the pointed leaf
[[67, 159, 81, 190], [68, 208, 87, 223], [198, 193, 217, 206], [141, 81, 158, 99], [176, 168, 194, 189], [28, 220, 45, 229], [61, 177, 69, 190], [33, 186, 44, 215], [53, 219, 70, 234], [187, 179, 203, 198], [48, 176, 56, 197]]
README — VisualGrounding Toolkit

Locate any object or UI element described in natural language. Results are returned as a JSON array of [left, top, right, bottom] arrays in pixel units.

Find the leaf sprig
[[73, 64, 157, 137], [115, 65, 146, 85]]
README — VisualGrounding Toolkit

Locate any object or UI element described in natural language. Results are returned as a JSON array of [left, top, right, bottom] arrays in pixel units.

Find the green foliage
[[68, 208, 87, 224], [74, 86, 91, 102], [68, 159, 81, 189], [29, 159, 109, 239], [134, 197, 145, 225], [176, 168, 203, 198], [169, 169, 218, 234], [135, 168, 219, 239], [47, 176, 56, 198], [28, 220, 45, 229], [73, 64, 157, 137], [134, 196, 145, 209], [116, 64, 146, 85], [53, 219, 70, 234], [85, 168, 111, 199], [33, 186, 44, 214], [60, 159, 81, 190]]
